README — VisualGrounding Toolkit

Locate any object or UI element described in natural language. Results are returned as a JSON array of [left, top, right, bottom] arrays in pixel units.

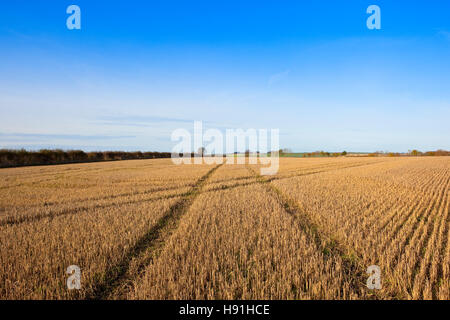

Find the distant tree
[[197, 147, 206, 157], [387, 152, 396, 157], [435, 149, 450, 156], [342, 151, 347, 156]]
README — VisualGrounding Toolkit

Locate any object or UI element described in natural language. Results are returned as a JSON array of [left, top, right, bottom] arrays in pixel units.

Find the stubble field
[[0, 157, 449, 299]]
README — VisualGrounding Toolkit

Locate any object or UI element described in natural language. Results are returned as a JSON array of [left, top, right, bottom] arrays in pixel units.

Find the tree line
[[0, 149, 171, 168], [368, 149, 450, 157]]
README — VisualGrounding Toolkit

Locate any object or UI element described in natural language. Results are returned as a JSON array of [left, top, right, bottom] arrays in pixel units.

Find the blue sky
[[0, 0, 449, 152]]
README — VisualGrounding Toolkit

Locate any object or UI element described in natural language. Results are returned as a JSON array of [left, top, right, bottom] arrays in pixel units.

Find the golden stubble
[[0, 157, 448, 299]]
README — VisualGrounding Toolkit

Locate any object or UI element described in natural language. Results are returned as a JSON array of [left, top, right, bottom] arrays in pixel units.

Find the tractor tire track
[[247, 166, 388, 299], [85, 163, 222, 300], [0, 191, 190, 227]]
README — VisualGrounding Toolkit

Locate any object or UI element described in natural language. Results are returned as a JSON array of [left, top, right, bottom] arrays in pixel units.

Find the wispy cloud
[[268, 70, 290, 86], [0, 133, 135, 141], [95, 115, 229, 128], [437, 30, 450, 40], [97, 115, 196, 127]]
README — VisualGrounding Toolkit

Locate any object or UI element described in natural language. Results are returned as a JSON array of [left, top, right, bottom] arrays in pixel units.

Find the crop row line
[[85, 163, 222, 300]]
